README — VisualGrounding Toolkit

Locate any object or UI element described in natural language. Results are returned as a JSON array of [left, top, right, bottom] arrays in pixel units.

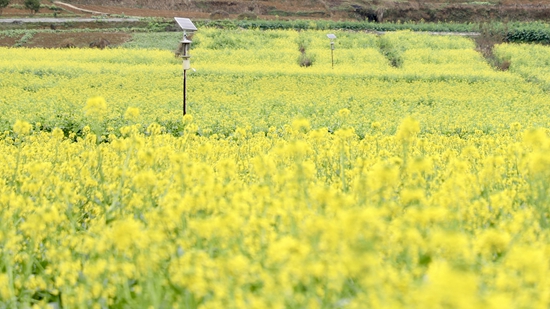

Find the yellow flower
[[338, 108, 351, 118], [0, 273, 12, 300], [475, 229, 510, 258], [147, 123, 163, 135], [138, 149, 155, 166], [13, 120, 32, 136], [183, 114, 193, 124], [234, 126, 249, 140], [400, 188, 425, 205], [133, 170, 157, 190], [504, 246, 547, 285], [408, 156, 433, 174], [335, 127, 355, 139], [291, 117, 310, 133], [527, 151, 550, 175], [523, 128, 549, 150], [419, 261, 479, 309], [396, 116, 420, 142], [52, 127, 64, 140], [110, 218, 143, 253], [509, 122, 522, 131], [124, 107, 140, 122], [370, 162, 400, 189], [84, 96, 107, 119]]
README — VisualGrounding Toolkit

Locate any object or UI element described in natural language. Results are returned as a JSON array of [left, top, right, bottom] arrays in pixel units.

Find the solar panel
[[327, 34, 336, 39], [174, 17, 197, 32]]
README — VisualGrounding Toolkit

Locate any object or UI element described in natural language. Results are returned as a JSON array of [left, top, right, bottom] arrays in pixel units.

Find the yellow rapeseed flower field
[[1, 29, 550, 308]]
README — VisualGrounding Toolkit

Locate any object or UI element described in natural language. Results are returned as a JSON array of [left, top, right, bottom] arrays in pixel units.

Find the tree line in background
[[0, 0, 42, 15]]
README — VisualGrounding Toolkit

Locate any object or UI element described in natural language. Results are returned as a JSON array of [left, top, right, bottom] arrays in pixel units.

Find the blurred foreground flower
[[124, 107, 140, 122], [84, 96, 108, 120], [13, 120, 32, 136], [396, 116, 420, 143]]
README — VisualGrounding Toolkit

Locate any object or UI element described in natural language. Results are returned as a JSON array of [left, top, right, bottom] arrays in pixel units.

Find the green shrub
[[237, 12, 258, 21], [0, 0, 10, 16], [24, 0, 40, 14], [298, 52, 316, 67], [210, 10, 229, 20], [295, 34, 311, 53], [506, 22, 550, 44], [378, 35, 403, 68]]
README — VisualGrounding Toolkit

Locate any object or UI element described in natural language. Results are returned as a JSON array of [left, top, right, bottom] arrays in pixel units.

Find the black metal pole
[[331, 49, 334, 69], [183, 69, 187, 116]]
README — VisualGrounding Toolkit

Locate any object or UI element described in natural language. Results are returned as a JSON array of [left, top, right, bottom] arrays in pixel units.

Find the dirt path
[[55, 1, 209, 20], [53, 1, 110, 16], [0, 17, 139, 23]]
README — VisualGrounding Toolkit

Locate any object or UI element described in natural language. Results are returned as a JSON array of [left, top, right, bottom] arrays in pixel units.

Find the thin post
[[331, 48, 334, 69], [183, 69, 187, 116], [327, 34, 336, 69]]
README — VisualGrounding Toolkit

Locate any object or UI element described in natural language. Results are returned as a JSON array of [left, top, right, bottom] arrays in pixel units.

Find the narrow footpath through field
[[0, 17, 139, 23]]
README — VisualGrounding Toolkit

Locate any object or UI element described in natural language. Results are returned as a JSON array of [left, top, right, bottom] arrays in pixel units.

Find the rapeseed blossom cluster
[[495, 42, 550, 90], [1, 29, 550, 308], [84, 96, 108, 120], [1, 115, 550, 308], [1, 30, 549, 137]]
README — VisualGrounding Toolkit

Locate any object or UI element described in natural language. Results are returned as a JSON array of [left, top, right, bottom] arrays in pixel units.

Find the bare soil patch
[[0, 4, 79, 18], [0, 34, 23, 46], [0, 7, 34, 17], [0, 1, 339, 21], [3, 1, 550, 23], [65, 4, 321, 21], [73, 5, 211, 20]]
